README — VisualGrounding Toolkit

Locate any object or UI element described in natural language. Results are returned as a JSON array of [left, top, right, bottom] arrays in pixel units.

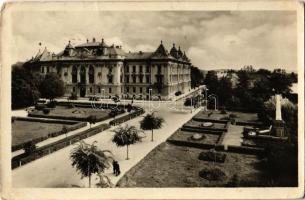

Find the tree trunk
[[126, 145, 129, 160], [151, 129, 154, 142], [88, 161, 91, 188]]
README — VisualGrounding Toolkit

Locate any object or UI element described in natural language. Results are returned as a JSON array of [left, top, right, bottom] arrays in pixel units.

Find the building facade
[[25, 38, 192, 100]]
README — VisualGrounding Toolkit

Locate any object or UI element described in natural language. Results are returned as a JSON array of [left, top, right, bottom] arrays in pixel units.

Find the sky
[[11, 11, 297, 71]]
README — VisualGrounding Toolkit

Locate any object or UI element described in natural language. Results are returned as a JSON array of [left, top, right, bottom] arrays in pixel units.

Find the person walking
[[115, 161, 121, 176]]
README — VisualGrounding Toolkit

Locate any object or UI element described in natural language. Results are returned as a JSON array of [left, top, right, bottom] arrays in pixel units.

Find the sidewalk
[[12, 100, 202, 188]]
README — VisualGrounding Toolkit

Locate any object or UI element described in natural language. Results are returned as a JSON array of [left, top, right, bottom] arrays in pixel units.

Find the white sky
[[11, 11, 297, 71]]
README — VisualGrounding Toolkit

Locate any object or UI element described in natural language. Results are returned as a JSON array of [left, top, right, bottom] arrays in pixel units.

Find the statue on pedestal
[[272, 94, 285, 137]]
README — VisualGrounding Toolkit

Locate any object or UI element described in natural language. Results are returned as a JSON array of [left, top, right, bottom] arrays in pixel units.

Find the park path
[[12, 99, 202, 188], [222, 124, 244, 147]]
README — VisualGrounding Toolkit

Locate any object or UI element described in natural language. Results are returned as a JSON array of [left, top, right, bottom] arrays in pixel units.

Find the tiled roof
[[125, 52, 153, 59], [29, 39, 191, 63]]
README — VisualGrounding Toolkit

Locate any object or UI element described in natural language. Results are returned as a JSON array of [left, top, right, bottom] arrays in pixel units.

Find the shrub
[[69, 92, 78, 100], [229, 113, 237, 118], [126, 104, 132, 113], [226, 174, 239, 187], [47, 101, 57, 108], [35, 104, 46, 110], [23, 141, 37, 155], [175, 91, 182, 96], [198, 149, 226, 163], [199, 168, 226, 181], [67, 103, 75, 109], [43, 108, 51, 114], [220, 109, 227, 114]]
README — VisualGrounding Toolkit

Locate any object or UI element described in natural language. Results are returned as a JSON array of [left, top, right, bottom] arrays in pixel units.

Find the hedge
[[192, 117, 229, 124], [225, 145, 265, 156], [167, 139, 216, 150], [12, 123, 110, 169], [181, 125, 226, 134], [109, 107, 145, 126], [28, 112, 111, 122]]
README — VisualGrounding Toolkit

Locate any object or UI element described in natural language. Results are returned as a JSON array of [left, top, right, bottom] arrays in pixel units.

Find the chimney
[[101, 38, 104, 43], [93, 38, 96, 42], [86, 39, 89, 43]]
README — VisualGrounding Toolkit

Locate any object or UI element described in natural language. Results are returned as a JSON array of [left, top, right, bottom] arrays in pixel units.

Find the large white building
[[25, 38, 192, 100]]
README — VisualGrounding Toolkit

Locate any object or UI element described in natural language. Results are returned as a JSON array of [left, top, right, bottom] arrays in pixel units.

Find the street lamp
[[205, 88, 209, 111]]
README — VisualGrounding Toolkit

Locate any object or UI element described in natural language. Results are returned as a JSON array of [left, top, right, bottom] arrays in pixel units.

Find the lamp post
[[205, 88, 209, 111], [149, 88, 152, 112]]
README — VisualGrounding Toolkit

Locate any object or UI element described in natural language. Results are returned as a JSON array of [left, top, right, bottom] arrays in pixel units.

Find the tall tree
[[203, 70, 218, 95], [216, 76, 233, 107], [39, 72, 65, 101], [140, 112, 164, 142], [70, 141, 113, 187], [12, 66, 40, 109], [191, 65, 204, 88], [270, 69, 293, 94], [112, 124, 143, 160]]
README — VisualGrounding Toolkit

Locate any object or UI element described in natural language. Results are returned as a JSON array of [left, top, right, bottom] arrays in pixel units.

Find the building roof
[[28, 39, 191, 63], [125, 52, 154, 60]]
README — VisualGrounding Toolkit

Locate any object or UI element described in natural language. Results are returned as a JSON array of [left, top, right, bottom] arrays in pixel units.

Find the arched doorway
[[80, 86, 86, 97]]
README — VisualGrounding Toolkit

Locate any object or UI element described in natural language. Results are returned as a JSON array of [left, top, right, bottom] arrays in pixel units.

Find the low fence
[[12, 123, 110, 169], [12, 118, 87, 152], [192, 117, 229, 124]]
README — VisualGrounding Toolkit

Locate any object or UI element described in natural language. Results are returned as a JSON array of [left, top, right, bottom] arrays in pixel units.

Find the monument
[[272, 94, 285, 137]]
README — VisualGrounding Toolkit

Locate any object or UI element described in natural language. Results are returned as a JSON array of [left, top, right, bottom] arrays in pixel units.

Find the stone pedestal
[[272, 120, 285, 137]]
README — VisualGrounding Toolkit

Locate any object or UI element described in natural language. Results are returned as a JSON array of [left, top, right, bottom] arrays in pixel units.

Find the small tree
[[140, 112, 164, 142], [88, 115, 97, 128], [70, 141, 113, 188], [112, 124, 142, 160], [62, 125, 68, 139], [23, 141, 37, 155]]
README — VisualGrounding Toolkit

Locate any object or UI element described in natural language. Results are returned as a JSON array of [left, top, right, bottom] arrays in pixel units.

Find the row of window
[[125, 75, 150, 83], [126, 65, 150, 73], [126, 86, 152, 94]]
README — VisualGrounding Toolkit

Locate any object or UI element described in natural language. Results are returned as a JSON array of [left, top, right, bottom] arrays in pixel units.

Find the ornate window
[[89, 66, 94, 83], [80, 66, 86, 84], [72, 66, 78, 83]]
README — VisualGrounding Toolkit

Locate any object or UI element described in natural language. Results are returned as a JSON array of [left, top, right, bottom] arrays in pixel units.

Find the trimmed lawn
[[168, 130, 220, 145], [185, 120, 226, 129], [195, 110, 259, 123], [30, 106, 111, 120], [117, 143, 270, 187], [12, 120, 73, 146]]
